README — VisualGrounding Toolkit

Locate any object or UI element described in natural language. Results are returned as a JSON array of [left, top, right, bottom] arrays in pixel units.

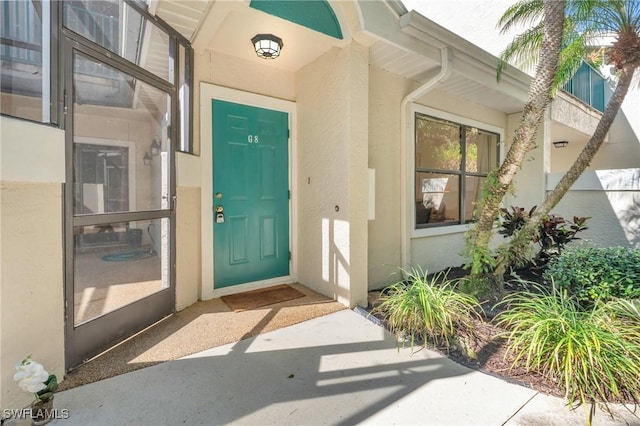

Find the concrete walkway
[[42, 310, 640, 425]]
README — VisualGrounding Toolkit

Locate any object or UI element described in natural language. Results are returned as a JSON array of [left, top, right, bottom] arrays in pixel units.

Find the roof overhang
[[360, 2, 531, 114], [152, 0, 531, 114]]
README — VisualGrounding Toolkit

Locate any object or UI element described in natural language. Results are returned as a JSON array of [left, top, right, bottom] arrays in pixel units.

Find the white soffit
[[438, 72, 527, 114], [369, 40, 438, 80], [154, 0, 211, 41]]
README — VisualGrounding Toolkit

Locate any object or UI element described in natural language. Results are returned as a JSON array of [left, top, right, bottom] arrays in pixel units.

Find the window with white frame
[[415, 112, 499, 228]]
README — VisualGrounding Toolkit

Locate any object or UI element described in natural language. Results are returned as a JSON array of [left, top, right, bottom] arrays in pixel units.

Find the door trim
[[200, 84, 298, 300]]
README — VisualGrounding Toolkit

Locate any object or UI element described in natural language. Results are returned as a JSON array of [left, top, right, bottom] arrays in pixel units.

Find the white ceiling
[[155, 0, 346, 73], [205, 7, 343, 72]]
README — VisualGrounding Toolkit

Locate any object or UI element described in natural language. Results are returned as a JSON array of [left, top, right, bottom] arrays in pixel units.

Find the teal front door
[[212, 100, 290, 288]]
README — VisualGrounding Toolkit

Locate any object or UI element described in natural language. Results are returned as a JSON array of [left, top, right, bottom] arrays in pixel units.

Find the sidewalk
[[34, 310, 640, 425]]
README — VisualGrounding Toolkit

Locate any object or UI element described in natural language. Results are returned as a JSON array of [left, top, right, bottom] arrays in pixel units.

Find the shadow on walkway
[[60, 284, 344, 391]]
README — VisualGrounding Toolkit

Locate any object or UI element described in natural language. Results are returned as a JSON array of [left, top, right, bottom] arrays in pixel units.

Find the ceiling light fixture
[[251, 34, 283, 59], [553, 140, 569, 148], [150, 138, 161, 156]]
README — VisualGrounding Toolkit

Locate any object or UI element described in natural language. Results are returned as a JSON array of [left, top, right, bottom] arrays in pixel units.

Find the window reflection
[[64, 0, 170, 82], [415, 113, 499, 227], [415, 117, 461, 170], [466, 128, 499, 173], [0, 0, 47, 122], [415, 172, 460, 225], [73, 52, 171, 215], [73, 218, 169, 325]]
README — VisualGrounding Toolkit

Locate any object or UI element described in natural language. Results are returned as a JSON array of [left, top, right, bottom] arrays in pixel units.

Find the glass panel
[[0, 0, 46, 122], [178, 43, 191, 152], [73, 52, 171, 214], [465, 128, 499, 173], [415, 172, 459, 226], [73, 218, 170, 325], [464, 176, 486, 222], [132, 0, 150, 8], [64, 0, 171, 82], [591, 67, 605, 112], [416, 114, 461, 171]]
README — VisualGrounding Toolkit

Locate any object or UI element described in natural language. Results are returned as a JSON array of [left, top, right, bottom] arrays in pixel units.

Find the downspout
[[400, 46, 452, 268]]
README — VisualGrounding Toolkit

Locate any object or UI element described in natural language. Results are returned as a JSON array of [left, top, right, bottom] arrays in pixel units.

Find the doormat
[[221, 284, 305, 312]]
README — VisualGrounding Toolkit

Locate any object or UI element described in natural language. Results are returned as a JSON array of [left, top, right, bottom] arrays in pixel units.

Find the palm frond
[[498, 24, 544, 78], [498, 0, 640, 83], [498, 0, 544, 33]]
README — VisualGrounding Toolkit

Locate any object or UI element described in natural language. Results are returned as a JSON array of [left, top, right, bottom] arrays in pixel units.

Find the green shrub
[[496, 288, 640, 415], [374, 268, 481, 348], [498, 205, 589, 265], [544, 246, 640, 304]]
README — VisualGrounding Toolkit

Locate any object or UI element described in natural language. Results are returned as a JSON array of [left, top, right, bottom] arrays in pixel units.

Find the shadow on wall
[[617, 196, 640, 246], [550, 169, 640, 249], [599, 169, 640, 247]]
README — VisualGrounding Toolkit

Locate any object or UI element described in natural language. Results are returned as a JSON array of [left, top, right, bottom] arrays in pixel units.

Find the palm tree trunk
[[499, 64, 636, 271], [468, 0, 565, 285]]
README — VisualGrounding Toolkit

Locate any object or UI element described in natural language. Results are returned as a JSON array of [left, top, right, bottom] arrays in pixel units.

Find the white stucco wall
[[591, 65, 640, 170], [590, 89, 640, 169], [550, 89, 640, 173], [296, 44, 369, 307], [368, 67, 412, 288], [176, 153, 201, 310], [547, 169, 640, 249], [0, 116, 65, 410], [506, 111, 548, 209]]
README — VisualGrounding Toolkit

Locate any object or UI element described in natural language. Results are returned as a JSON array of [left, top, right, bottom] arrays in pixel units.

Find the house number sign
[[248, 135, 259, 144]]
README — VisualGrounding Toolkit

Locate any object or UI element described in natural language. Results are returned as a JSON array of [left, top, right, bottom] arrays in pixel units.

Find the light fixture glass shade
[[251, 34, 283, 59], [150, 139, 161, 156], [143, 152, 152, 165], [553, 140, 569, 148]]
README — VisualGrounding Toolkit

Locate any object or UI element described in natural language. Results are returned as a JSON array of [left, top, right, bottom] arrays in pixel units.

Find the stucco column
[[296, 42, 369, 308], [346, 43, 370, 307]]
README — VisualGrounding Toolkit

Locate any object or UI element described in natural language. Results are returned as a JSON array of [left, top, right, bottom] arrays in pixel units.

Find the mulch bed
[[445, 317, 564, 399], [367, 265, 567, 400]]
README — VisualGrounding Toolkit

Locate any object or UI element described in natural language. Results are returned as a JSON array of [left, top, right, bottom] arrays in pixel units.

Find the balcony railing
[[562, 61, 605, 113]]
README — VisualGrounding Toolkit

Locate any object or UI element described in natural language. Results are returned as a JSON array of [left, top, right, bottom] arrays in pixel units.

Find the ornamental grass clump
[[374, 268, 481, 348], [496, 287, 640, 419]]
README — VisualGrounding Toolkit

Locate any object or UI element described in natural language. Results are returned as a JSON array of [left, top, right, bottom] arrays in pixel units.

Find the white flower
[[14, 358, 48, 394]]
